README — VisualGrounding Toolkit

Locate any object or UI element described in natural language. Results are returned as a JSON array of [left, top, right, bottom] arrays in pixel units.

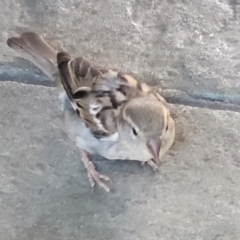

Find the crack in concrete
[[1, 66, 240, 113]]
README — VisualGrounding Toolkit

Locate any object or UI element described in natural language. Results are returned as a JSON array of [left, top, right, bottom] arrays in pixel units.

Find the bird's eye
[[132, 127, 138, 136], [166, 125, 168, 131]]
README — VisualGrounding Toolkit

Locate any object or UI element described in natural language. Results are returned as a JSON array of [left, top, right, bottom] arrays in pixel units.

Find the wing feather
[[57, 51, 151, 139]]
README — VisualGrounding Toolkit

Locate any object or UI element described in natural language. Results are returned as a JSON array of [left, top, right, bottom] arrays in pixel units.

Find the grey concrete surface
[[0, 81, 240, 240], [1, 0, 240, 105], [1, 1, 240, 239]]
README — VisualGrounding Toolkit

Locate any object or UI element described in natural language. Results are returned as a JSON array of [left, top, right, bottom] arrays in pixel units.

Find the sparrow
[[7, 32, 175, 192]]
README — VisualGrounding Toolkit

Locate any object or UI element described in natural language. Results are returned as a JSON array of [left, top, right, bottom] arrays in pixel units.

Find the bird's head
[[118, 94, 171, 163]]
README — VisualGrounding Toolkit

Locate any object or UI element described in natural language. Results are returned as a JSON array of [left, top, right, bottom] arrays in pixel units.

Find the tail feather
[[21, 32, 56, 64], [7, 32, 59, 84]]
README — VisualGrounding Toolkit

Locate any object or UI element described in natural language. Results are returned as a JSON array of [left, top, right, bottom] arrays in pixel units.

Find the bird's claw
[[142, 159, 159, 172], [87, 163, 111, 192]]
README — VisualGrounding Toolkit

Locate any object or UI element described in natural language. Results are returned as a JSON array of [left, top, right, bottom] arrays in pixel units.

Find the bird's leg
[[146, 159, 159, 172], [80, 149, 111, 192]]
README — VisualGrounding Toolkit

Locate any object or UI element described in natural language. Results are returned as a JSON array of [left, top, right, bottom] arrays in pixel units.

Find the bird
[[7, 32, 175, 192]]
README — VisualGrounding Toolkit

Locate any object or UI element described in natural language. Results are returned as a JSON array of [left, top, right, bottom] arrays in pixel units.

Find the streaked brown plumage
[[7, 32, 175, 192]]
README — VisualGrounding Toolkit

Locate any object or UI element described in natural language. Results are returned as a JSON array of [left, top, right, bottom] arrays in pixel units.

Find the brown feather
[[56, 51, 152, 139], [7, 32, 59, 84], [7, 32, 165, 141]]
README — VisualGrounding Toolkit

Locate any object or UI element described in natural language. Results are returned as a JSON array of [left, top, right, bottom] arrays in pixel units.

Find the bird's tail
[[7, 32, 60, 85]]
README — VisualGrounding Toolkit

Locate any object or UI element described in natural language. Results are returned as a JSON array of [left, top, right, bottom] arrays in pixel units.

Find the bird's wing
[[57, 51, 151, 139]]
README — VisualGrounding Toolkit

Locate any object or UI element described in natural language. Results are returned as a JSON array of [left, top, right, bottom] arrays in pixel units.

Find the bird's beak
[[146, 138, 162, 163]]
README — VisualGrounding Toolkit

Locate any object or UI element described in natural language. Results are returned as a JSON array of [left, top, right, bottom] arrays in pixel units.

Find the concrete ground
[[1, 0, 240, 239], [0, 81, 240, 240]]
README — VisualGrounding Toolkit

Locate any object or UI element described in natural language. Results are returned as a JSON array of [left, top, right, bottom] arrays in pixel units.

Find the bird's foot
[[86, 161, 111, 192], [142, 159, 159, 172], [80, 149, 111, 192], [147, 159, 159, 172]]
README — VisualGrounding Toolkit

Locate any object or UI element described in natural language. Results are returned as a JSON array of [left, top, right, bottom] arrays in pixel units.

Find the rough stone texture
[[1, 1, 240, 239], [1, 82, 240, 240], [1, 0, 240, 104]]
